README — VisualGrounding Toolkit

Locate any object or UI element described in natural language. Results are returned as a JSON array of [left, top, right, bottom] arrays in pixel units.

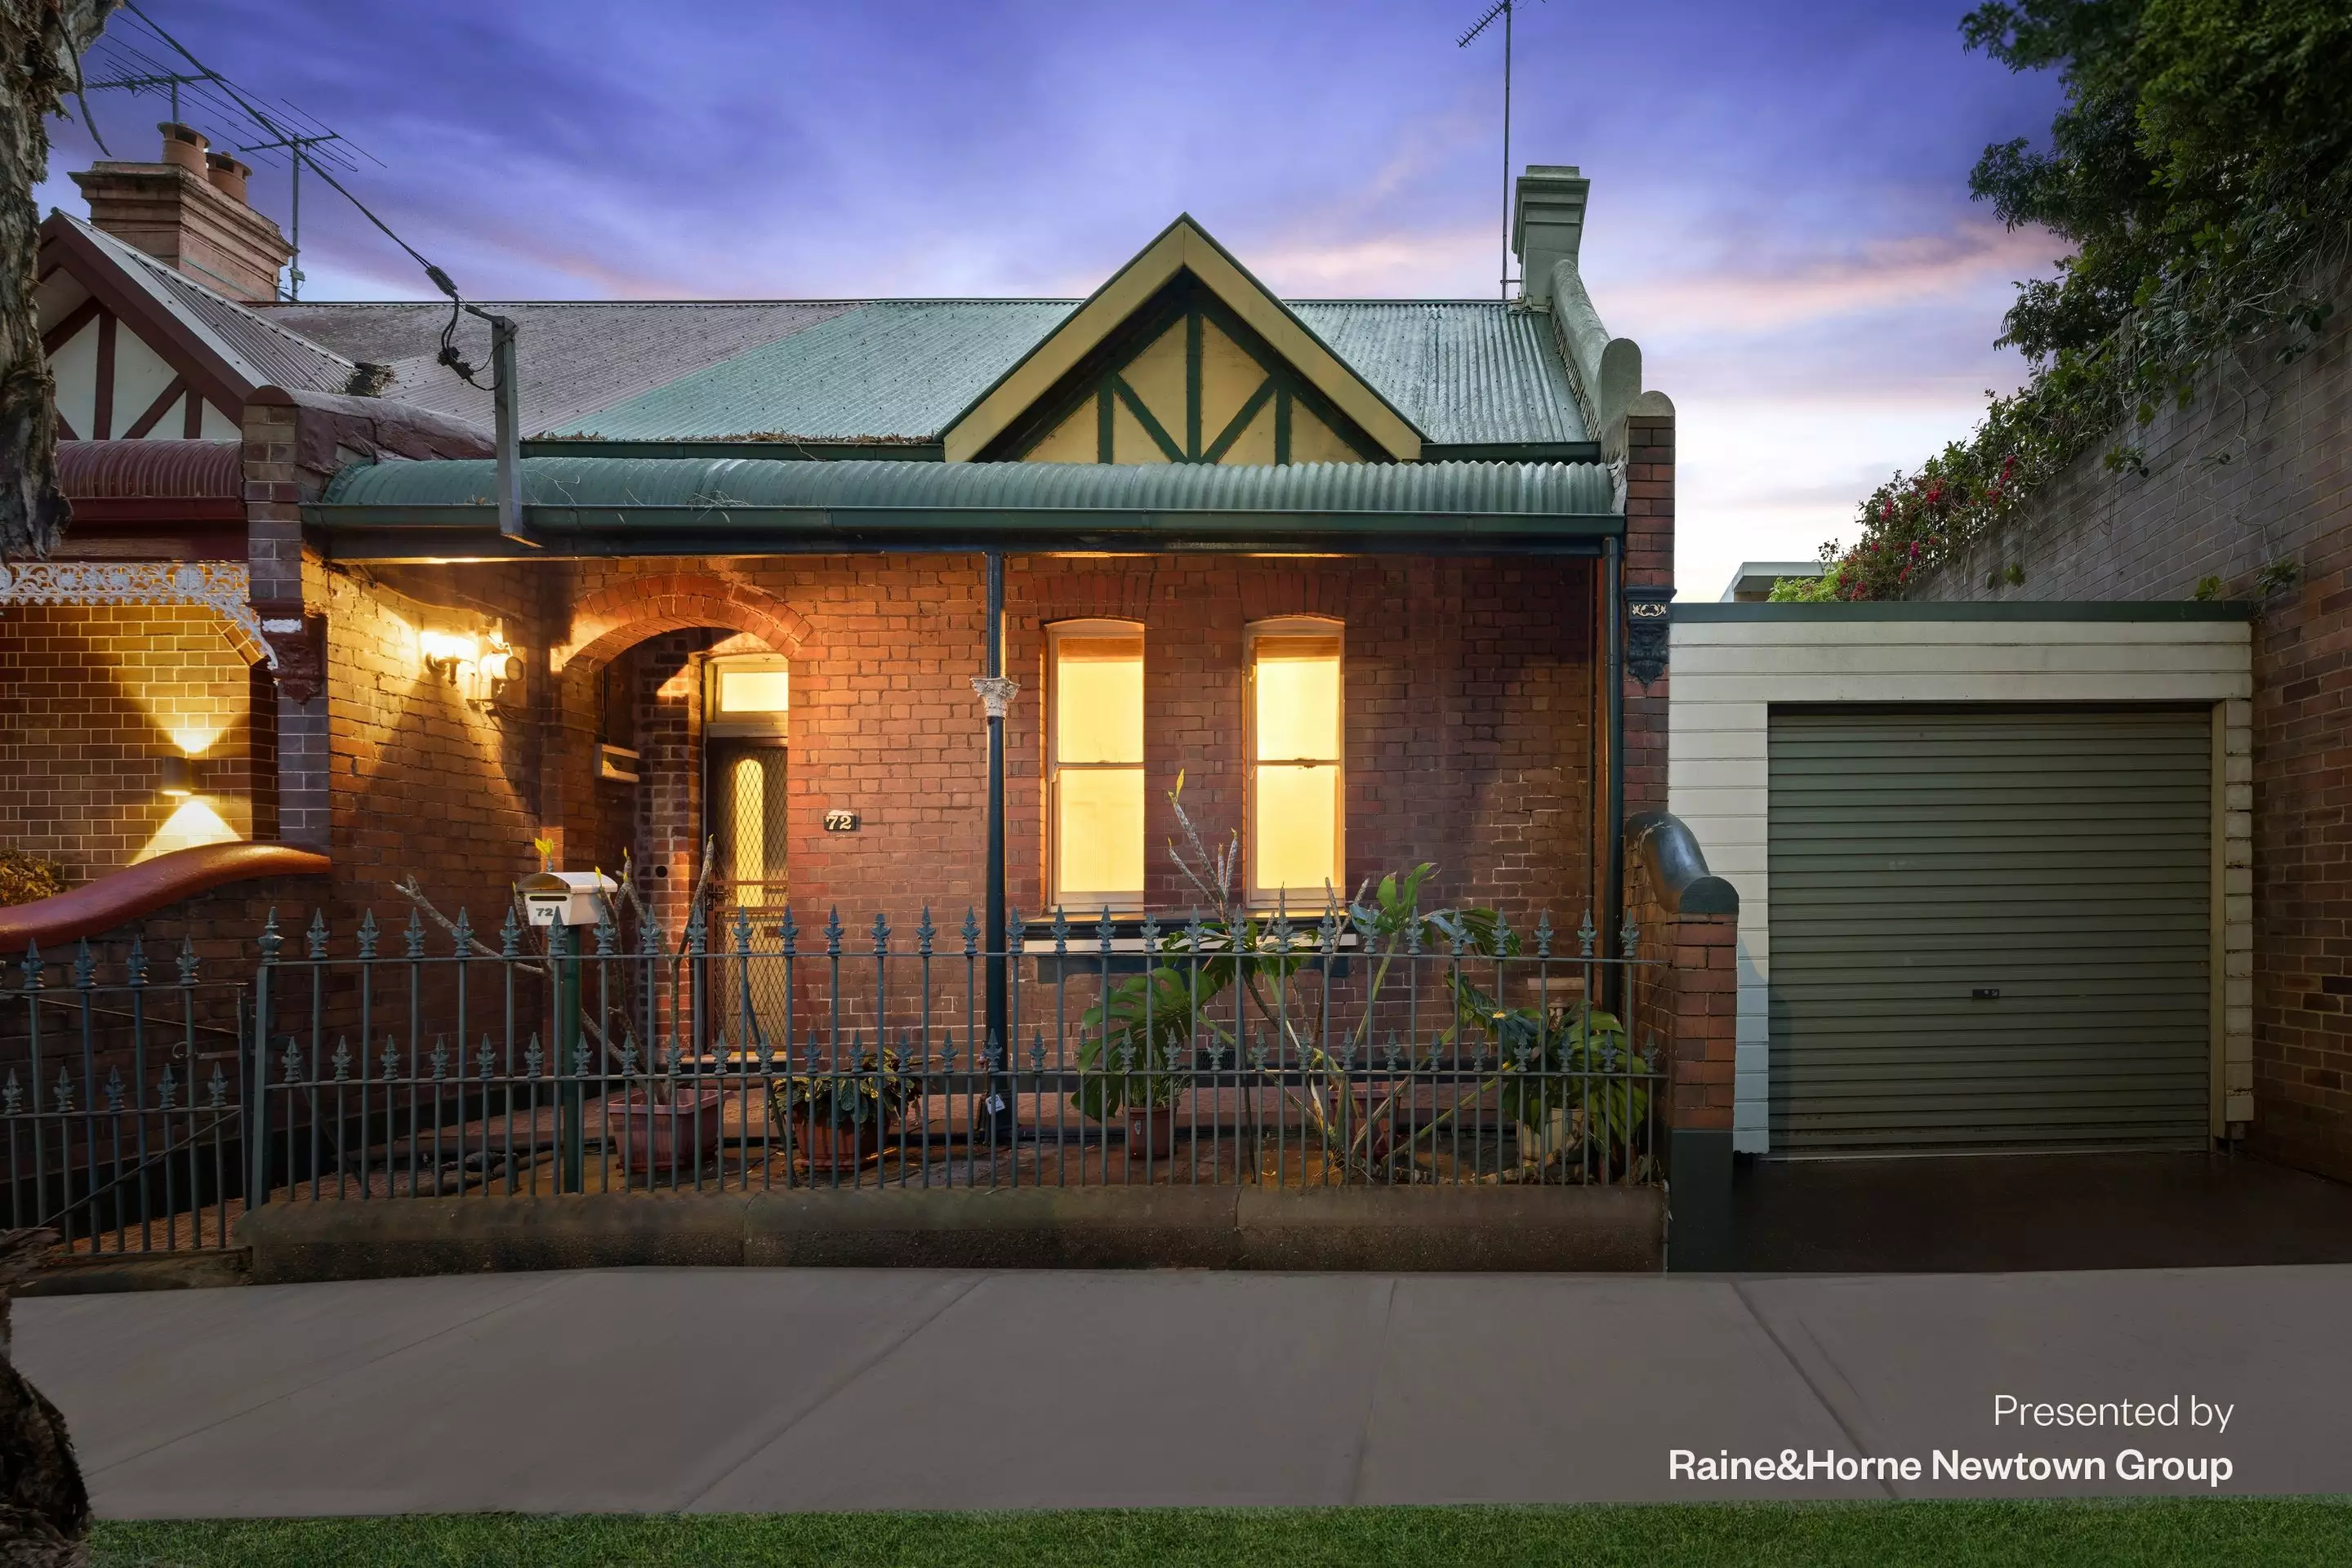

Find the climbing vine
[[1784, 0, 2352, 601]]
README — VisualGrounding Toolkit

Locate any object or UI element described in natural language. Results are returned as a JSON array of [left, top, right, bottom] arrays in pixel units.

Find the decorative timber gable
[[34, 212, 354, 443], [41, 291, 243, 442], [943, 216, 1424, 465]]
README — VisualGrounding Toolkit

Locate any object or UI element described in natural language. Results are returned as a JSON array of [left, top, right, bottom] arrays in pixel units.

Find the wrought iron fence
[[1, 938, 250, 1254], [247, 895, 1664, 1207]]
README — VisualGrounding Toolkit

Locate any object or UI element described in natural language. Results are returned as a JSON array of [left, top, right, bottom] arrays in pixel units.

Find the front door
[[705, 738, 790, 1054], [706, 738, 789, 911]]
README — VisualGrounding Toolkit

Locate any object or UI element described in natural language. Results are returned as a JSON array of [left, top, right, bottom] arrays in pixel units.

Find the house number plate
[[824, 809, 860, 832]]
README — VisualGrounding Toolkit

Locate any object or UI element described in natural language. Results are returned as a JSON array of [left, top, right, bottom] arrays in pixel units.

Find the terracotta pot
[[792, 1111, 886, 1172], [1124, 1105, 1177, 1160], [603, 1088, 727, 1178]]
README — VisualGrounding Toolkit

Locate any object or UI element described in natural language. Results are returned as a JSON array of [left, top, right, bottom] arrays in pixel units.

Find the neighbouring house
[[7, 133, 1746, 1259], [1717, 561, 1822, 602]]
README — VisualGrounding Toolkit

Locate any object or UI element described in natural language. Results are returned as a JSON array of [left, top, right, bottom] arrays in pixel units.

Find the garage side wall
[[1664, 606, 2252, 1155]]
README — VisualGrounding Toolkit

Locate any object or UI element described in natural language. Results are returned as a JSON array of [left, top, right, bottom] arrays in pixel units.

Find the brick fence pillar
[[1664, 907, 1737, 1268], [1625, 809, 1735, 1271]]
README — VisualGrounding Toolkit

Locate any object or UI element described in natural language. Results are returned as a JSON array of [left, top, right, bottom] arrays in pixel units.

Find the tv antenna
[[234, 121, 367, 301], [77, 13, 377, 301], [70, 4, 528, 546], [1458, 0, 1544, 301]]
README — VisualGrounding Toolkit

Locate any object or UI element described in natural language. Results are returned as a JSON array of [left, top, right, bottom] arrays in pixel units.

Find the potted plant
[[773, 1048, 915, 1172], [604, 1075, 729, 1179], [1450, 979, 1649, 1177], [1072, 964, 1200, 1160]]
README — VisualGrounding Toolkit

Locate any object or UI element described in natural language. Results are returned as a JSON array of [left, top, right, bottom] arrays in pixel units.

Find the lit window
[[1249, 621, 1342, 904], [705, 655, 789, 737], [1049, 622, 1144, 911]]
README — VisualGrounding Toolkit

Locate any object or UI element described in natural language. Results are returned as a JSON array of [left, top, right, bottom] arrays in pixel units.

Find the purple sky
[[40, 0, 2065, 599]]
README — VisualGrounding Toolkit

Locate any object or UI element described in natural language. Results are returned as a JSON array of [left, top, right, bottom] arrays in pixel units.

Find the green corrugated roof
[[549, 302, 1074, 443], [548, 300, 1588, 449], [311, 455, 1620, 559], [323, 455, 1617, 514], [1289, 303, 1585, 448]]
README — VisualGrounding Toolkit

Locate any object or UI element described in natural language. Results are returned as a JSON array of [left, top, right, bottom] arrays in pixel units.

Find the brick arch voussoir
[[558, 573, 816, 677]]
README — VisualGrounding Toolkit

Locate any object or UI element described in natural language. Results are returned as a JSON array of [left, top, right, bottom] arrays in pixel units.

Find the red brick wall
[[0, 602, 261, 881], [317, 562, 552, 929], [557, 554, 1605, 943]]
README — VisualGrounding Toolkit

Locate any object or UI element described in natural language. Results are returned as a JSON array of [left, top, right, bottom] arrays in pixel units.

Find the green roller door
[[1768, 706, 2212, 1154]]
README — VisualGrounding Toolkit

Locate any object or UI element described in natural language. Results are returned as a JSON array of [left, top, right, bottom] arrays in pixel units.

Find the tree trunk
[[0, 1232, 84, 1567], [1, 0, 122, 562]]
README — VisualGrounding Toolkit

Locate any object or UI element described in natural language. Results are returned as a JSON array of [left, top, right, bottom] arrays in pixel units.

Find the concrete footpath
[[19, 1265, 2352, 1516]]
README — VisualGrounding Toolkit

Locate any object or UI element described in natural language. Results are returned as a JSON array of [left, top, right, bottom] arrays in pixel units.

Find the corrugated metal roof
[[1290, 302, 1585, 448], [255, 296, 1588, 449], [68, 216, 355, 395], [57, 439, 240, 499], [549, 301, 1077, 443], [323, 454, 1619, 516], [264, 299, 855, 434]]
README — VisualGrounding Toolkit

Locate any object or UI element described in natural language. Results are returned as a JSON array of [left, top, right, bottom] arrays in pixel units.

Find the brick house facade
[[16, 151, 1675, 967], [8, 141, 1748, 1256]]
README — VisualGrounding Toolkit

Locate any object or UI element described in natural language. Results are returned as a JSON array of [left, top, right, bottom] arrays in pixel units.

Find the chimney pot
[[73, 127, 292, 302], [158, 122, 209, 176], [203, 151, 252, 204]]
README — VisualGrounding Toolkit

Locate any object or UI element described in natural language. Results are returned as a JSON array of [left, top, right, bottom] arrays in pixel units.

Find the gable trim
[[39, 218, 253, 420], [942, 216, 1423, 463], [1001, 287, 1388, 466]]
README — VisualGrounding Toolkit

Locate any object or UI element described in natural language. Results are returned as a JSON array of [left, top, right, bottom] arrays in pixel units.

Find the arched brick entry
[[558, 572, 814, 675], [546, 573, 817, 947]]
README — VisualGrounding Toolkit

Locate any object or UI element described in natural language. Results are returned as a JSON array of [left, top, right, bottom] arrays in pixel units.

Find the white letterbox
[[519, 870, 618, 928]]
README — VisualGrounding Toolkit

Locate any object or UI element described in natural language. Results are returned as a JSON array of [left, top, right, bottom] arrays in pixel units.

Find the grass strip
[[90, 1497, 2352, 1568]]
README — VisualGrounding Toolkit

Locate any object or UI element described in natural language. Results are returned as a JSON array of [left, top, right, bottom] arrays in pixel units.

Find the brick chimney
[[70, 122, 292, 302]]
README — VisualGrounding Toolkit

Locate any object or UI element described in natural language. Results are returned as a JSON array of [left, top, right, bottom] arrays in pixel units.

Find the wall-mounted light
[[421, 629, 478, 680], [158, 755, 196, 798], [421, 625, 526, 710]]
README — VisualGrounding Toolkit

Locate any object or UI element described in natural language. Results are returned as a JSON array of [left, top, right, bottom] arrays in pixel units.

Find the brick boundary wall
[[1624, 857, 1735, 1270], [1909, 296, 2351, 1181]]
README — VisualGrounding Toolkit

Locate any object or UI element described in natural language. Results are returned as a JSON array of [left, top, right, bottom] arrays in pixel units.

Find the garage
[[1664, 601, 2252, 1159], [1766, 705, 2213, 1155]]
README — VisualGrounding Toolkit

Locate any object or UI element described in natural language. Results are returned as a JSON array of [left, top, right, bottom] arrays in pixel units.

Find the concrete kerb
[[236, 1187, 1666, 1284]]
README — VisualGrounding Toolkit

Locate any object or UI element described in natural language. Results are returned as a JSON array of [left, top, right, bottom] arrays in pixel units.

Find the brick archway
[[557, 572, 815, 674], [544, 572, 816, 906]]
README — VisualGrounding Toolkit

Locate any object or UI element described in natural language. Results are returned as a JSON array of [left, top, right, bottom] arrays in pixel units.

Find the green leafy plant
[[1067, 782, 1527, 1177], [1073, 963, 1211, 1116], [1447, 980, 1650, 1166], [776, 1048, 914, 1130], [0, 850, 66, 908]]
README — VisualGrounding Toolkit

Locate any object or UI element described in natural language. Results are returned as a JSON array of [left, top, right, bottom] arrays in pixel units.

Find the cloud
[[1604, 219, 2058, 338], [1248, 225, 1492, 297]]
